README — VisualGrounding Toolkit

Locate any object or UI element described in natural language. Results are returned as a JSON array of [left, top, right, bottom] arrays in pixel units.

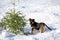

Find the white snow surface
[[0, 27, 60, 40], [0, 0, 60, 40]]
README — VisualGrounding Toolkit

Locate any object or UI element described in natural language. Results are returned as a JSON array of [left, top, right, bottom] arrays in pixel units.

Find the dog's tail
[[46, 25, 52, 30]]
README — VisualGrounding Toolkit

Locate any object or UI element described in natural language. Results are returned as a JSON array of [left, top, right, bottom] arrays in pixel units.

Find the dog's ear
[[32, 19, 35, 21]]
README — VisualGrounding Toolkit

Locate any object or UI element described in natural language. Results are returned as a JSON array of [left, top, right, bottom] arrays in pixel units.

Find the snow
[[0, 0, 60, 40], [14, 29, 60, 40], [0, 25, 60, 40]]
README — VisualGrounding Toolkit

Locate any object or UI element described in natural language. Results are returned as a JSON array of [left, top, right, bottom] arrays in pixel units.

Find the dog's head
[[29, 18, 35, 24]]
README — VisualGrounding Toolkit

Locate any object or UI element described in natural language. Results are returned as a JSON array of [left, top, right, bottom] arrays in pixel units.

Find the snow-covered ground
[[0, 25, 60, 40], [0, 0, 60, 40], [14, 29, 60, 40]]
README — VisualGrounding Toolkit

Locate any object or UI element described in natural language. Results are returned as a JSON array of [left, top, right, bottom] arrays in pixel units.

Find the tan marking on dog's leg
[[32, 28, 35, 34], [41, 26, 44, 33], [39, 26, 45, 33], [39, 28, 41, 33], [42, 26, 46, 33], [39, 26, 43, 33]]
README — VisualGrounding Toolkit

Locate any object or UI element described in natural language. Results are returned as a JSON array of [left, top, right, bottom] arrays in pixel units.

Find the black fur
[[29, 18, 52, 30]]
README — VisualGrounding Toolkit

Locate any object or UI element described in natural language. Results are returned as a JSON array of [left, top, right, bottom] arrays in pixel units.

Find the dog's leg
[[39, 25, 46, 33], [42, 26, 46, 33], [39, 25, 43, 33], [32, 28, 35, 34], [40, 26, 44, 33], [39, 26, 43, 33], [39, 28, 41, 33]]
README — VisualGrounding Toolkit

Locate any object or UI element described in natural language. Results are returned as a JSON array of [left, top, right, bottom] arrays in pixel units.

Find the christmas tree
[[0, 3, 26, 35]]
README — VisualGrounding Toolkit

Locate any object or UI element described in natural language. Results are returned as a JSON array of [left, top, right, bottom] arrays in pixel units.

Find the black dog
[[29, 18, 52, 34]]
